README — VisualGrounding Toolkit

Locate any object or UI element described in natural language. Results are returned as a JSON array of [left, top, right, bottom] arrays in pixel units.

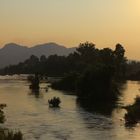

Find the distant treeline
[[1, 42, 139, 81], [0, 42, 127, 79], [126, 60, 140, 81], [50, 42, 127, 109], [1, 42, 140, 117], [0, 42, 128, 112]]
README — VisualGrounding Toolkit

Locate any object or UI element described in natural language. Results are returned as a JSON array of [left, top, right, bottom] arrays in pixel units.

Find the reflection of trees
[[76, 81, 126, 117], [50, 42, 127, 117], [77, 98, 117, 116], [28, 74, 43, 98], [124, 96, 140, 128], [28, 89, 43, 98], [28, 74, 40, 90], [76, 103, 114, 134]]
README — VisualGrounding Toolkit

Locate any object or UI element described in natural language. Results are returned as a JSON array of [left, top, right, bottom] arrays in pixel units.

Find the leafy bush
[[125, 96, 140, 125], [28, 74, 40, 90], [48, 97, 61, 107], [0, 104, 23, 140], [51, 72, 79, 91], [0, 104, 6, 123], [0, 129, 23, 140]]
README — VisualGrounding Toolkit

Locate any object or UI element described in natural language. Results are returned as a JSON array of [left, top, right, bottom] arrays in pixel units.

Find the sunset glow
[[0, 0, 140, 59]]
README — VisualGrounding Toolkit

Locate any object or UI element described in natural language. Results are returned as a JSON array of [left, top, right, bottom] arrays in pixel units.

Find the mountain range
[[0, 42, 76, 68]]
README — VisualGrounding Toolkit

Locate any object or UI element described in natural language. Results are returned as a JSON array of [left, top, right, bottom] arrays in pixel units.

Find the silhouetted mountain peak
[[3, 43, 27, 50], [32, 42, 65, 49], [0, 42, 76, 68]]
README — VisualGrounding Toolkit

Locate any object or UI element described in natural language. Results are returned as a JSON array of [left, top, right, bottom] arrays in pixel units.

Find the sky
[[0, 0, 140, 60]]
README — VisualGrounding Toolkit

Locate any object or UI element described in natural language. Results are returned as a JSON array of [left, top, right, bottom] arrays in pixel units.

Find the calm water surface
[[0, 75, 140, 140]]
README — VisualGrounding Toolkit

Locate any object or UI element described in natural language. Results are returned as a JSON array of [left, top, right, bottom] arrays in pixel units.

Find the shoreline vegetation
[[1, 42, 127, 112], [50, 42, 126, 113], [124, 96, 140, 126], [0, 42, 140, 126], [0, 104, 23, 140]]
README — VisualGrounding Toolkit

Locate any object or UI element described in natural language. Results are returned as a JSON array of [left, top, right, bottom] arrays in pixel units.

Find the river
[[0, 75, 140, 140]]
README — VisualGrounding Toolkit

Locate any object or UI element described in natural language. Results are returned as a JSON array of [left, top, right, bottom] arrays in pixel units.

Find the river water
[[0, 75, 140, 140]]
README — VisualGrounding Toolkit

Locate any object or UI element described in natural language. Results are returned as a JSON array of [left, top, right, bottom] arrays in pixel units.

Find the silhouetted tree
[[114, 44, 127, 79], [124, 96, 140, 126], [29, 74, 40, 90], [40, 55, 47, 62]]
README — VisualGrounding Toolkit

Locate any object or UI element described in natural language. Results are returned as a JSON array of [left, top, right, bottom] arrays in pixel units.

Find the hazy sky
[[0, 0, 140, 60]]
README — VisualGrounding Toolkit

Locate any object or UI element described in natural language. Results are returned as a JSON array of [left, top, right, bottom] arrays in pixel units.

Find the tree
[[99, 48, 114, 66], [114, 43, 125, 60], [76, 42, 96, 56], [114, 44, 127, 79], [40, 55, 47, 62], [75, 42, 99, 67]]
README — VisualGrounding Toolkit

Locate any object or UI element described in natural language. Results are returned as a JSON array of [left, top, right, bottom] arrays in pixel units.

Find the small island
[[48, 97, 61, 107]]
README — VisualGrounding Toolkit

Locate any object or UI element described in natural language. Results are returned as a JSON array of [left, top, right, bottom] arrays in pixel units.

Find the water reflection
[[76, 99, 116, 116], [28, 89, 43, 98], [0, 76, 140, 140], [48, 106, 61, 112], [79, 109, 114, 130], [125, 121, 138, 128], [76, 81, 127, 117]]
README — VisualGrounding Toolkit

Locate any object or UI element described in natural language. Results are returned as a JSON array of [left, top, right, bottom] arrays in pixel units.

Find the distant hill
[[0, 42, 76, 68]]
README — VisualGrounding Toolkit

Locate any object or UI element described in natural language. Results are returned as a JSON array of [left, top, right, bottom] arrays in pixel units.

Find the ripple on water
[[0, 79, 140, 140]]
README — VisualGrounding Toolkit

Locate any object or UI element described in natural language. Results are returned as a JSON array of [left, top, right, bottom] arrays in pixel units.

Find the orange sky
[[0, 0, 140, 60]]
